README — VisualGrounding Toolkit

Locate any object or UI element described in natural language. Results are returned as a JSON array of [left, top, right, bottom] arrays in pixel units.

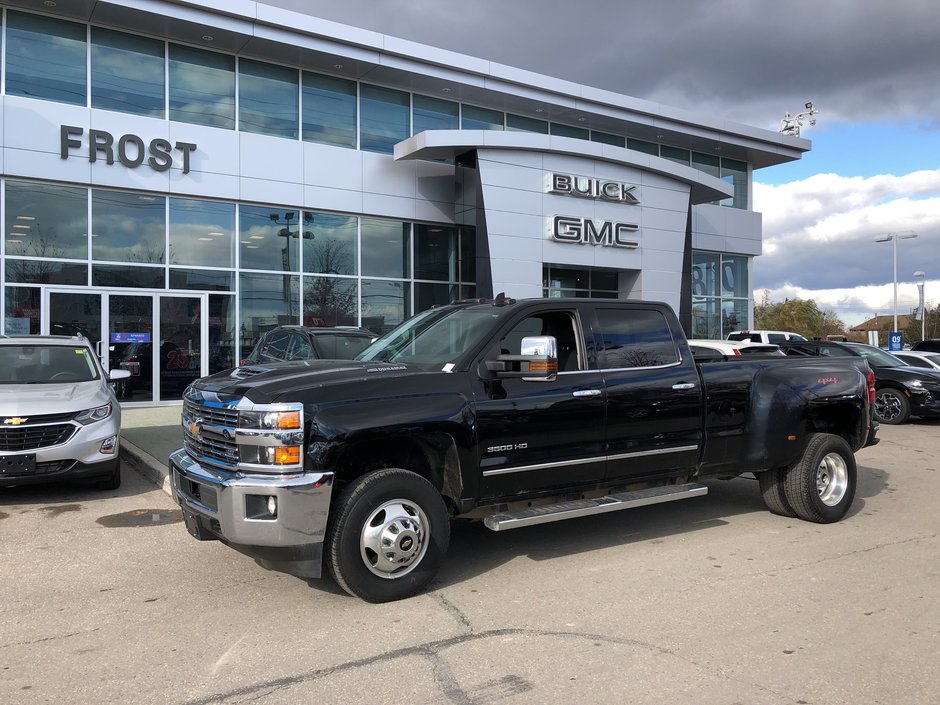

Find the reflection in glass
[[692, 296, 720, 339], [627, 138, 658, 155], [302, 72, 357, 148], [361, 279, 409, 335], [415, 224, 457, 281], [722, 298, 748, 337], [462, 105, 504, 130], [209, 294, 236, 373], [169, 44, 235, 129], [239, 206, 300, 272], [160, 297, 202, 400], [49, 292, 101, 345], [506, 114, 548, 133], [721, 255, 749, 297], [460, 228, 476, 283], [6, 11, 86, 105], [239, 272, 300, 353], [303, 212, 357, 275], [660, 145, 691, 166], [721, 158, 748, 209], [413, 95, 459, 134], [91, 27, 165, 117], [239, 59, 299, 138], [360, 84, 410, 154], [109, 295, 154, 402], [4, 286, 41, 335], [361, 218, 410, 278], [5, 180, 88, 259], [691, 252, 719, 297], [303, 276, 358, 327], [5, 260, 87, 285], [590, 131, 625, 147], [551, 123, 589, 140], [93, 265, 164, 288], [169, 197, 235, 267], [415, 282, 456, 312], [92, 190, 166, 263]]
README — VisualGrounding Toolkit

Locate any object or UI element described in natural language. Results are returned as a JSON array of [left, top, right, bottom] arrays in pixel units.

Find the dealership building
[[0, 0, 809, 403]]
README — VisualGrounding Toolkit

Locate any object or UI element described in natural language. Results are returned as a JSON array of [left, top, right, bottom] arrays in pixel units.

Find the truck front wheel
[[783, 433, 856, 524], [326, 468, 450, 603]]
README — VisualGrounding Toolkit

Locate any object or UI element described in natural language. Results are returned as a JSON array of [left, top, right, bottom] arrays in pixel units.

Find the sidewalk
[[119, 405, 182, 495]]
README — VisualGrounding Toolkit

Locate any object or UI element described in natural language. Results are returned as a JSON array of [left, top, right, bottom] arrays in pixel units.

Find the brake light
[[867, 370, 876, 405], [733, 349, 741, 356]]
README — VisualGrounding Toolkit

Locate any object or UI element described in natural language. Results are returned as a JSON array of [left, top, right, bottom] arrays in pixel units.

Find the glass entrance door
[[46, 290, 206, 403]]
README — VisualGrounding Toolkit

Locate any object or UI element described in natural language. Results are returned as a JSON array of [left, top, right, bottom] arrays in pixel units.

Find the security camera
[[805, 101, 814, 110]]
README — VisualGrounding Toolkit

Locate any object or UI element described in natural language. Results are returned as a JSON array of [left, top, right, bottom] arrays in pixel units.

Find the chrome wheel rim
[[816, 452, 849, 506], [875, 391, 902, 422], [360, 499, 429, 579]]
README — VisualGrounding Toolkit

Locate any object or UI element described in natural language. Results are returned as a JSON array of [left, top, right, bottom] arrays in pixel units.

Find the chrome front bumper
[[169, 448, 334, 578]]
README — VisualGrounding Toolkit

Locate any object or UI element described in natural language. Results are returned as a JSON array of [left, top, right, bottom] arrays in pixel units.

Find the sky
[[272, 0, 940, 327]]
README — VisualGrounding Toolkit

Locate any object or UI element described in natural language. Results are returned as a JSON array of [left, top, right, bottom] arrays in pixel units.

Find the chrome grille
[[0, 424, 75, 451], [183, 400, 238, 427], [182, 399, 238, 469]]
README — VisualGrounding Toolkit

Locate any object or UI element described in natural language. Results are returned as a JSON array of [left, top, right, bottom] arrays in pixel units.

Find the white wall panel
[[361, 151, 416, 198], [361, 192, 417, 220], [239, 176, 303, 206], [304, 142, 362, 191], [239, 132, 303, 186], [303, 185, 363, 214]]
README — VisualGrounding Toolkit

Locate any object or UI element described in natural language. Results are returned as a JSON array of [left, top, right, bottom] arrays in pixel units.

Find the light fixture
[[441, 87, 452, 93], [914, 270, 927, 343], [15, 215, 35, 221], [577, 116, 587, 122], [202, 35, 213, 42], [874, 230, 918, 335], [334, 63, 343, 70], [43, 0, 57, 6], [209, 231, 225, 237], [197, 237, 213, 241], [12, 224, 30, 230], [249, 235, 265, 240], [535, 107, 544, 113]]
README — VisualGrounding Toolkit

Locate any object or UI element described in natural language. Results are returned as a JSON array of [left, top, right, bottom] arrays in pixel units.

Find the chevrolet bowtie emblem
[[4, 417, 28, 425]]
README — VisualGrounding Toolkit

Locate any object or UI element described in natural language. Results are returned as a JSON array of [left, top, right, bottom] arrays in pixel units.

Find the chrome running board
[[482, 482, 708, 531]]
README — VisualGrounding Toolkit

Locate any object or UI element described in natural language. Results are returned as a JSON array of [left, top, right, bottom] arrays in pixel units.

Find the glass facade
[[543, 266, 620, 298], [169, 44, 235, 129], [360, 84, 410, 154], [91, 27, 165, 117], [5, 11, 86, 105], [691, 252, 750, 338], [238, 58, 299, 138]]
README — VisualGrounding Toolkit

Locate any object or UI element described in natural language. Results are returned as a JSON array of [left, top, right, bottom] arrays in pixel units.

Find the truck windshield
[[357, 306, 502, 366], [0, 345, 100, 384]]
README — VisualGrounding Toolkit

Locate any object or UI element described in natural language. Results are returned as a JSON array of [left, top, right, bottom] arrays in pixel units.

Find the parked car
[[779, 339, 940, 425], [0, 335, 131, 489], [911, 339, 940, 353], [892, 350, 940, 371], [688, 339, 784, 360], [241, 326, 375, 367], [727, 329, 807, 344]]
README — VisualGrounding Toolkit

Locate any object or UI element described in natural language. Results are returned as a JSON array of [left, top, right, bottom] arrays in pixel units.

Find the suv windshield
[[0, 344, 100, 384], [357, 306, 503, 366]]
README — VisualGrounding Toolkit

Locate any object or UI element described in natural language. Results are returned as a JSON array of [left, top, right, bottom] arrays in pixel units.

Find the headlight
[[75, 403, 113, 425], [906, 379, 924, 389], [239, 409, 301, 429]]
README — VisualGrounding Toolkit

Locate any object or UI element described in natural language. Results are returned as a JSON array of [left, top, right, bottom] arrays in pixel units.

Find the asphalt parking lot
[[1, 421, 938, 705]]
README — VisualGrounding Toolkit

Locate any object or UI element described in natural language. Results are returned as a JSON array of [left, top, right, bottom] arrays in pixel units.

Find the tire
[[95, 463, 121, 491], [783, 433, 856, 524], [758, 467, 797, 517], [326, 468, 450, 603], [874, 388, 910, 425]]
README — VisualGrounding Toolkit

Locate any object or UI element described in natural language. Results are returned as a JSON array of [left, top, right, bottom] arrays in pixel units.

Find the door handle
[[572, 389, 602, 398], [672, 383, 696, 390]]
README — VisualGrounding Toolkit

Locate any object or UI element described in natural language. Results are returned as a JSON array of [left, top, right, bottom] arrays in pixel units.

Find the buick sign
[[547, 173, 640, 205]]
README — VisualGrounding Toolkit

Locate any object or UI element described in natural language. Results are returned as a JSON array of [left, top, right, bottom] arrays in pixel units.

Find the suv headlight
[[75, 403, 113, 425]]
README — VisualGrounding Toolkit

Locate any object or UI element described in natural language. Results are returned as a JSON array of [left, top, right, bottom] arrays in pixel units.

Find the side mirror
[[109, 369, 132, 381], [484, 335, 558, 381]]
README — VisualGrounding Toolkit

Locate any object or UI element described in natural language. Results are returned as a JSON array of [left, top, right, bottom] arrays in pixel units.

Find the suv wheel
[[874, 388, 910, 424]]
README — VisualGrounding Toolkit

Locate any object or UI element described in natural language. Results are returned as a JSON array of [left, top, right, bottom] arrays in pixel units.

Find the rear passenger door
[[591, 306, 703, 482]]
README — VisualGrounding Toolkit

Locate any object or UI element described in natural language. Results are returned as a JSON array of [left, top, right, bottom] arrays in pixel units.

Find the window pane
[[169, 44, 235, 129], [208, 294, 236, 373], [302, 72, 357, 147], [691, 297, 720, 339], [721, 255, 748, 297], [462, 105, 504, 130], [692, 152, 720, 177], [720, 158, 748, 209], [5, 180, 88, 259], [93, 264, 164, 288], [460, 227, 476, 283], [303, 275, 358, 326], [169, 268, 234, 291], [303, 212, 357, 274], [594, 308, 678, 368], [360, 84, 410, 154], [660, 145, 690, 165], [506, 114, 548, 134], [413, 94, 459, 134], [361, 279, 409, 335], [239, 206, 299, 272], [722, 299, 748, 337], [591, 131, 625, 147], [92, 190, 165, 264], [415, 224, 457, 281], [4, 286, 41, 335], [6, 11, 86, 105], [5, 260, 87, 285], [590, 270, 619, 292], [91, 27, 165, 117], [551, 123, 588, 140], [169, 197, 235, 267], [361, 217, 409, 278], [692, 252, 719, 297], [239, 59, 298, 138], [415, 282, 456, 312], [239, 272, 299, 352], [627, 138, 658, 155]]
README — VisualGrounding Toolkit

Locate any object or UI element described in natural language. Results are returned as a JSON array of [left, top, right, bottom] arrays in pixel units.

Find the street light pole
[[914, 270, 926, 342], [874, 231, 917, 334]]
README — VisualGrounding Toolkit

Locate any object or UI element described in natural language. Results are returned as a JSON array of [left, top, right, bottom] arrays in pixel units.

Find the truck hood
[[192, 359, 430, 403], [0, 381, 111, 415]]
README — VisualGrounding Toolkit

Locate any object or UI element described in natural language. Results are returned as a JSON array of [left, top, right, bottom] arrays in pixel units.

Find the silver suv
[[0, 336, 131, 490]]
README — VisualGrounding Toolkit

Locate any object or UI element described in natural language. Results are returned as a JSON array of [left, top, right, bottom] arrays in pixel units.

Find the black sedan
[[778, 340, 940, 424]]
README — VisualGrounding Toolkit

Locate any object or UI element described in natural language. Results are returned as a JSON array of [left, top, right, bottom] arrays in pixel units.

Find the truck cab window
[[594, 308, 678, 369], [499, 311, 581, 372]]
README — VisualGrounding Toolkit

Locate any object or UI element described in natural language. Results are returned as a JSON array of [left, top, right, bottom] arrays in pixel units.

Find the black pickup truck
[[170, 298, 877, 602]]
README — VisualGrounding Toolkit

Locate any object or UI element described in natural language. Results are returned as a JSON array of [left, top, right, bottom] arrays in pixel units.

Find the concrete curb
[[121, 439, 172, 496]]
